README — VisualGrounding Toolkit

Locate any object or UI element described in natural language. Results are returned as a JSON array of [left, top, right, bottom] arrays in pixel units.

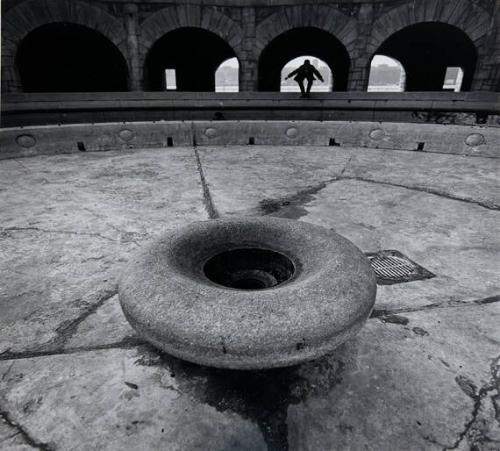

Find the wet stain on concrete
[[259, 180, 333, 220], [135, 341, 357, 451], [455, 375, 478, 399], [473, 294, 500, 305], [412, 327, 429, 336], [378, 314, 410, 326]]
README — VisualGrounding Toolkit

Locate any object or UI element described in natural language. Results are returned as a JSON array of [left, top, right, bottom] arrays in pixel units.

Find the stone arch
[[256, 5, 357, 59], [140, 5, 244, 64], [144, 27, 239, 91], [258, 27, 351, 91], [368, 0, 491, 52], [140, 6, 243, 91], [2, 0, 128, 92], [365, 0, 492, 91]]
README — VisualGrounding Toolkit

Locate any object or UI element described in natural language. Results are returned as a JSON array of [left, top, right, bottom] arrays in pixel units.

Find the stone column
[[347, 3, 373, 91], [471, 2, 500, 92], [239, 7, 258, 92], [124, 3, 142, 91], [1, 57, 22, 93]]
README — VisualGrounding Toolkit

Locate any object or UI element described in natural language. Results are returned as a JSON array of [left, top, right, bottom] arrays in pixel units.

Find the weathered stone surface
[[0, 303, 498, 450], [1, 143, 499, 449], [0, 148, 205, 354], [119, 217, 377, 369], [288, 302, 500, 451], [0, 348, 266, 451], [198, 145, 500, 314]]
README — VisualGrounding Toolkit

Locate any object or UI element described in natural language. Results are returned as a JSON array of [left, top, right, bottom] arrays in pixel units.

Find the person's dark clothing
[[286, 62, 324, 96], [287, 64, 323, 83]]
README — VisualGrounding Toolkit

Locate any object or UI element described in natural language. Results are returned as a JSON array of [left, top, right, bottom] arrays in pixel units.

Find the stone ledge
[[1, 120, 499, 159]]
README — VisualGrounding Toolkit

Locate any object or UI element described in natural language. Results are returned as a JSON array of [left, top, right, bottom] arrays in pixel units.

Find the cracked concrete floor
[[0, 145, 499, 451]]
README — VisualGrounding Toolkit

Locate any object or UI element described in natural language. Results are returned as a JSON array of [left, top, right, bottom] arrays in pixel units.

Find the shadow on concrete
[[135, 340, 359, 451]]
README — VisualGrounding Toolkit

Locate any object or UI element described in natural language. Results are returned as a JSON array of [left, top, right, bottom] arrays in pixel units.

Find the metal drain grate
[[365, 250, 435, 285]]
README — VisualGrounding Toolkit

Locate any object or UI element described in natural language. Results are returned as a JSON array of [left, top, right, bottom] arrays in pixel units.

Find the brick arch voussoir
[[255, 5, 357, 58], [140, 5, 244, 62], [3, 0, 127, 58], [2, 0, 128, 92], [365, 0, 493, 85], [369, 0, 491, 52]]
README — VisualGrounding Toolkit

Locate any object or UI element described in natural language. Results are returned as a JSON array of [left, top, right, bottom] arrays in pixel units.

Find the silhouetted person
[[285, 59, 324, 97]]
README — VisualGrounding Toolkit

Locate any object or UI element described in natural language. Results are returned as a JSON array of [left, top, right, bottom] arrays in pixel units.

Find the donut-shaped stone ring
[[119, 217, 377, 369]]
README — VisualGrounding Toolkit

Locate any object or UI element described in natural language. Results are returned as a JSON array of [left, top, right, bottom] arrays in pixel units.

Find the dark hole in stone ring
[[203, 248, 295, 290]]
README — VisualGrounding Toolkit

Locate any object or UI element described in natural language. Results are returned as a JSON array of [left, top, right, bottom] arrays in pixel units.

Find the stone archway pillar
[[347, 3, 373, 91], [471, 1, 500, 92], [1, 52, 22, 93], [239, 7, 258, 92], [124, 3, 142, 91]]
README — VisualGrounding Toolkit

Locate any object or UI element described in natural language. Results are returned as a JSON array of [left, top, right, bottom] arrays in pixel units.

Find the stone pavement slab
[[1, 144, 499, 450], [0, 303, 498, 451], [0, 148, 206, 354]]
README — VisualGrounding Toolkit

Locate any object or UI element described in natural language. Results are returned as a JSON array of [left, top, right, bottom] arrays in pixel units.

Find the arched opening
[[258, 27, 350, 92], [368, 55, 406, 92], [215, 57, 239, 92], [145, 27, 237, 91], [16, 23, 128, 92], [374, 22, 477, 91], [281, 56, 332, 92]]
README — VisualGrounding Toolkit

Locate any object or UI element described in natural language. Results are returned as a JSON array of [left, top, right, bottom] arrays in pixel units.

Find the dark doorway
[[17, 23, 128, 92], [375, 22, 477, 91], [145, 27, 237, 91], [258, 27, 350, 92]]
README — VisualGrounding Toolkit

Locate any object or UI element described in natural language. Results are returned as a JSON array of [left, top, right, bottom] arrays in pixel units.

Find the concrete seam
[[370, 295, 500, 319], [443, 355, 500, 450], [0, 407, 54, 450], [259, 174, 498, 220], [31, 288, 119, 353], [1, 227, 119, 242], [0, 337, 144, 362], [340, 176, 500, 211], [1, 297, 497, 362], [357, 146, 500, 160], [193, 146, 219, 219]]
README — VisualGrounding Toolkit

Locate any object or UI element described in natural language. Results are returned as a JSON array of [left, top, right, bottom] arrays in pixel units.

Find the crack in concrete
[[255, 171, 498, 219], [1, 295, 497, 362], [370, 295, 500, 320], [12, 159, 31, 173], [339, 155, 354, 177], [103, 223, 143, 247], [0, 407, 54, 450], [33, 288, 119, 352], [0, 226, 119, 242], [355, 144, 500, 160], [0, 337, 144, 362], [193, 147, 219, 219], [444, 355, 500, 450], [342, 176, 500, 211]]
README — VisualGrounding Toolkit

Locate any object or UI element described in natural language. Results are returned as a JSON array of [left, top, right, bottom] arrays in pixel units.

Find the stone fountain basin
[[119, 217, 377, 369]]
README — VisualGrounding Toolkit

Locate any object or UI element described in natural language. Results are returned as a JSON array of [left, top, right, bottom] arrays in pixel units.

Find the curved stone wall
[[1, 120, 498, 159]]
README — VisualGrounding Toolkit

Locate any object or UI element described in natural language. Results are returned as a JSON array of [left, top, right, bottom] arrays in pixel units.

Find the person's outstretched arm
[[312, 67, 324, 82], [285, 68, 299, 79]]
